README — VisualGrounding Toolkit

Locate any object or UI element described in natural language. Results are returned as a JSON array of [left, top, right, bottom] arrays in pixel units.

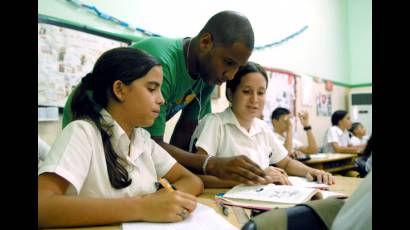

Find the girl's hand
[[307, 169, 336, 185], [262, 166, 292, 185], [137, 190, 197, 222]]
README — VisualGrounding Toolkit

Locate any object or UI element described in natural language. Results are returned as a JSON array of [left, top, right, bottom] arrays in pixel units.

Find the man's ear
[[226, 88, 233, 102], [112, 80, 127, 102], [198, 33, 214, 53]]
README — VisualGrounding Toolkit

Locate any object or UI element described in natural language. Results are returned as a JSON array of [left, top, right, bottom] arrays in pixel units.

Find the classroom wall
[[38, 0, 372, 147], [250, 0, 350, 85], [347, 0, 372, 85], [38, 114, 63, 145], [38, 0, 143, 38], [294, 78, 349, 148], [39, 0, 372, 86]]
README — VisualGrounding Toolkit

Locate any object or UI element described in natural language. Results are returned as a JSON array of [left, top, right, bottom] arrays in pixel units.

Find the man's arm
[[169, 107, 198, 151], [152, 136, 267, 184]]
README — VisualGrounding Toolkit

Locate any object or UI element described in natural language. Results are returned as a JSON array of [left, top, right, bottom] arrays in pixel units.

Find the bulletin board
[[38, 16, 131, 107], [262, 68, 297, 127]]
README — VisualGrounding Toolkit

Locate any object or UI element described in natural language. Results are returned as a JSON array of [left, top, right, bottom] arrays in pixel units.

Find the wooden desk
[[304, 153, 358, 173], [45, 176, 363, 230]]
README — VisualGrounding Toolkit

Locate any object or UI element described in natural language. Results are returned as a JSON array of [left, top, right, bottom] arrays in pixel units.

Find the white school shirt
[[38, 109, 176, 198], [273, 132, 304, 152], [349, 135, 369, 146], [189, 107, 287, 169], [322, 126, 350, 153], [38, 136, 50, 162]]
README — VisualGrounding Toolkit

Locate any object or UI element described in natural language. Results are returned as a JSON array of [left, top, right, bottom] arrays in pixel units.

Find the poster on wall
[[262, 70, 297, 132], [301, 74, 313, 106], [316, 93, 332, 116], [38, 22, 130, 107]]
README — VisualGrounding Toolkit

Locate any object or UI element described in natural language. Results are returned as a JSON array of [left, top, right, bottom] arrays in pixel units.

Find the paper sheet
[[301, 74, 313, 106], [122, 203, 238, 230], [288, 176, 329, 189]]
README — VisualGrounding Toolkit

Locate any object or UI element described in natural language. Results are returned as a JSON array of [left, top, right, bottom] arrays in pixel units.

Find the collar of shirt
[[333, 126, 346, 136], [99, 109, 144, 161], [219, 107, 263, 137], [273, 131, 285, 140]]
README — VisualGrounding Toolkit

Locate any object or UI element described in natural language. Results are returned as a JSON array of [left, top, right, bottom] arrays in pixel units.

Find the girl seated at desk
[[38, 47, 203, 228], [322, 110, 364, 154], [189, 62, 334, 188], [349, 122, 369, 148]]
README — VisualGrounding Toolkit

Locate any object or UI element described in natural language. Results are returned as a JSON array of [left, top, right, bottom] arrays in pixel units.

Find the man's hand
[[306, 169, 336, 185], [206, 155, 268, 184]]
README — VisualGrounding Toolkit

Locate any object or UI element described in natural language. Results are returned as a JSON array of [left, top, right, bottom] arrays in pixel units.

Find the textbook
[[216, 183, 347, 210]]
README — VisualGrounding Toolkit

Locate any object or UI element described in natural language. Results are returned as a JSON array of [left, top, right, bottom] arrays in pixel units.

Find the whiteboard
[[38, 21, 130, 107]]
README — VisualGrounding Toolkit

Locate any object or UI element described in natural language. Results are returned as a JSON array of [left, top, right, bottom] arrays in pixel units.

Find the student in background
[[62, 11, 268, 186], [349, 122, 369, 147], [271, 108, 318, 158], [189, 62, 334, 188], [38, 136, 50, 165], [322, 110, 364, 154], [38, 48, 203, 228]]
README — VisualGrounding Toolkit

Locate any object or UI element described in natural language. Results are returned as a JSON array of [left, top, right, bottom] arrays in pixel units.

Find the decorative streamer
[[66, 0, 308, 49]]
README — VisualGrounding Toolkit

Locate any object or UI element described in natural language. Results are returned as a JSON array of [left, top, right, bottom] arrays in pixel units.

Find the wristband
[[303, 126, 312, 131]]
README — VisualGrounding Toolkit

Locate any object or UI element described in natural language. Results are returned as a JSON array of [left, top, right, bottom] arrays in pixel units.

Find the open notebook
[[122, 203, 238, 230], [287, 176, 330, 189], [216, 177, 347, 210]]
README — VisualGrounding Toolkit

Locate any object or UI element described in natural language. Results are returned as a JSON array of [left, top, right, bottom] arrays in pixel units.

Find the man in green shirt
[[63, 11, 268, 185]]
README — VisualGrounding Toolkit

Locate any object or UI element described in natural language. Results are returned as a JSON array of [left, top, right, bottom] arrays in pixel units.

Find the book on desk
[[215, 177, 347, 210]]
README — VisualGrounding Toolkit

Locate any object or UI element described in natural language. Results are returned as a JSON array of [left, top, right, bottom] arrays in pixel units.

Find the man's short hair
[[199, 11, 254, 50], [271, 107, 290, 120]]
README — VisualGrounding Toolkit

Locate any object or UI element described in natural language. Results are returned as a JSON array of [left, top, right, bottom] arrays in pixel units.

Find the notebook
[[122, 203, 238, 230], [216, 183, 347, 210]]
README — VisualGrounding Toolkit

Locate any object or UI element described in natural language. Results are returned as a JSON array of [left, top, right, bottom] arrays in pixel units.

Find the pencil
[[158, 178, 175, 192]]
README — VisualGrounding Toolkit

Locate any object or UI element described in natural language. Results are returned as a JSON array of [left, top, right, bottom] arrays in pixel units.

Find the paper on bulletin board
[[316, 92, 332, 117], [38, 23, 128, 107], [301, 74, 313, 106], [263, 71, 296, 132]]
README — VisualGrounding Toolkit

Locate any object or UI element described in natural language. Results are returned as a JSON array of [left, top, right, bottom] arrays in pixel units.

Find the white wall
[[249, 0, 350, 84], [347, 0, 372, 85]]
